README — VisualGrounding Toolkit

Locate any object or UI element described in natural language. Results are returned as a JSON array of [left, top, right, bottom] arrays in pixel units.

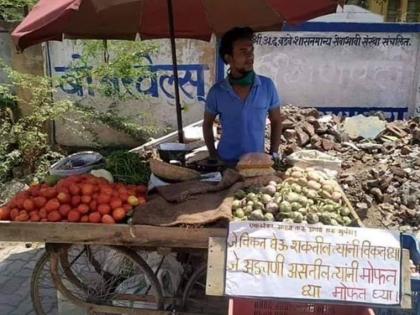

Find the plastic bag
[[286, 150, 341, 174]]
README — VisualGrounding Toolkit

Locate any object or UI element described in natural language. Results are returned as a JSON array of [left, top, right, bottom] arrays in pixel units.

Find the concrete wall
[[47, 38, 216, 147], [217, 22, 420, 120], [3, 21, 420, 148], [0, 23, 44, 116]]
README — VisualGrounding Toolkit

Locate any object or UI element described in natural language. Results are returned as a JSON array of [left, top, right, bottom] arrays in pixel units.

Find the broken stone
[[343, 115, 386, 140], [303, 108, 320, 118], [281, 119, 295, 130], [284, 129, 297, 142], [321, 139, 335, 151], [296, 128, 310, 146], [356, 202, 368, 210], [379, 203, 394, 212], [413, 127, 420, 142], [340, 174, 356, 183], [386, 123, 408, 138], [315, 125, 328, 134], [370, 187, 384, 202], [401, 146, 412, 155], [405, 208, 417, 218], [379, 175, 393, 191], [366, 179, 380, 188], [302, 122, 315, 136], [390, 166, 407, 178]]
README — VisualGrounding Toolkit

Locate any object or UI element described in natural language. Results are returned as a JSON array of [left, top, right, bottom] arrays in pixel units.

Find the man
[[203, 27, 283, 166]]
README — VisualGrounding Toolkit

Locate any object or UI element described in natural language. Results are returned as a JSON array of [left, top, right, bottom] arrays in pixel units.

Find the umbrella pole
[[167, 0, 184, 143]]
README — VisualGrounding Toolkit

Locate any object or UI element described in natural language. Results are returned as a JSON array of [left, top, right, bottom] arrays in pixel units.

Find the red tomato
[[44, 188, 58, 199], [80, 215, 89, 223], [119, 192, 129, 202], [100, 186, 113, 196], [0, 207, 11, 220], [122, 204, 132, 212], [89, 200, 97, 211], [57, 192, 71, 204], [30, 213, 41, 222], [110, 198, 122, 210], [112, 208, 126, 222], [69, 184, 81, 196], [16, 211, 30, 222], [23, 199, 35, 211], [81, 184, 94, 196], [56, 186, 70, 195], [77, 204, 89, 214], [47, 211, 62, 222], [136, 185, 148, 194], [67, 210, 81, 223], [14, 197, 25, 209], [30, 185, 41, 197], [81, 195, 92, 204], [59, 204, 72, 217], [97, 194, 111, 204], [101, 214, 115, 224], [45, 199, 60, 212], [88, 212, 101, 223], [10, 208, 19, 221], [97, 204, 111, 215], [71, 195, 81, 207], [33, 196, 47, 208], [39, 208, 47, 219]]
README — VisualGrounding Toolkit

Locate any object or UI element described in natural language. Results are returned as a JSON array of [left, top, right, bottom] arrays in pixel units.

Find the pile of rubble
[[275, 105, 420, 234]]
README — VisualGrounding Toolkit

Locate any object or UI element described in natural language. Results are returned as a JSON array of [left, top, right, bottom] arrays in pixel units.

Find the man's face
[[227, 38, 254, 74]]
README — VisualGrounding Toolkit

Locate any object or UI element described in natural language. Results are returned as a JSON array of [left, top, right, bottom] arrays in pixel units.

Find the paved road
[[0, 242, 45, 315]]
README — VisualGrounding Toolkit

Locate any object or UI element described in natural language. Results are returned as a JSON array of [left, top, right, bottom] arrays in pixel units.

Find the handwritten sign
[[225, 222, 401, 306]]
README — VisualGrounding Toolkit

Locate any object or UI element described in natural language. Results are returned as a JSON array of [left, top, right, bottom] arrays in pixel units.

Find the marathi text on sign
[[225, 222, 401, 305]]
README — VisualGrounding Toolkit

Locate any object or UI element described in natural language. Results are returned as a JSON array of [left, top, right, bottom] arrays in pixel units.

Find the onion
[[266, 202, 279, 213], [286, 192, 300, 203], [307, 172, 321, 182], [320, 190, 332, 199], [307, 180, 321, 191], [279, 201, 292, 212], [291, 171, 305, 178], [322, 184, 335, 194], [331, 191, 342, 202], [232, 200, 241, 210]]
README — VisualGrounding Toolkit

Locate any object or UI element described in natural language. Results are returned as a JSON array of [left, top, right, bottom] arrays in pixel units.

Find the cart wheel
[[30, 250, 58, 315], [31, 245, 89, 315], [52, 245, 164, 311], [181, 264, 228, 314]]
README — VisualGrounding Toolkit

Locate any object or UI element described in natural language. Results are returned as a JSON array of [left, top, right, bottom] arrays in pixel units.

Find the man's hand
[[203, 111, 218, 159], [268, 107, 283, 155]]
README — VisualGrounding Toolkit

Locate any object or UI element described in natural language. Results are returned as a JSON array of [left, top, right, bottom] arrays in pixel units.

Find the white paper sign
[[225, 222, 401, 305]]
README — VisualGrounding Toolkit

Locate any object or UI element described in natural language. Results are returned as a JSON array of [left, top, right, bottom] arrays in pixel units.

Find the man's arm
[[203, 111, 218, 159], [268, 107, 283, 155]]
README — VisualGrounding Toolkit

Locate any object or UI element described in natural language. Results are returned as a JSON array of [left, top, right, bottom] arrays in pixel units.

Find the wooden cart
[[0, 221, 414, 315], [0, 221, 228, 315]]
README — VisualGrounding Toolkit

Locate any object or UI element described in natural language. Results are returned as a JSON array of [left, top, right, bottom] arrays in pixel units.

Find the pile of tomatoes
[[0, 174, 147, 224]]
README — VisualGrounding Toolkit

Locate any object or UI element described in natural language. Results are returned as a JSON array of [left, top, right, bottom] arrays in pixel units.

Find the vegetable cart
[[0, 221, 228, 315], [0, 221, 418, 315]]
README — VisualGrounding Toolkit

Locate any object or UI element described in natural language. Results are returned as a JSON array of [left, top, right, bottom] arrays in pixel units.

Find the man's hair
[[219, 27, 254, 64]]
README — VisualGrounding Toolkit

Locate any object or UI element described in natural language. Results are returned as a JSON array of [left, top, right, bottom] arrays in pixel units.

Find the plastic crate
[[229, 298, 375, 315]]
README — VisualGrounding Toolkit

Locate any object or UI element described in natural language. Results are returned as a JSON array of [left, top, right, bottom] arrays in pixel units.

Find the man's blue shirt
[[205, 74, 281, 164]]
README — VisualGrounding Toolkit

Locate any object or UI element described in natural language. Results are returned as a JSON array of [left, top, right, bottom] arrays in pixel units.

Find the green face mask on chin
[[229, 70, 255, 86]]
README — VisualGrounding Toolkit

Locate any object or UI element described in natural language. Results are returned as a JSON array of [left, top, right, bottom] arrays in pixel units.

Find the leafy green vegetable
[[105, 151, 150, 185]]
